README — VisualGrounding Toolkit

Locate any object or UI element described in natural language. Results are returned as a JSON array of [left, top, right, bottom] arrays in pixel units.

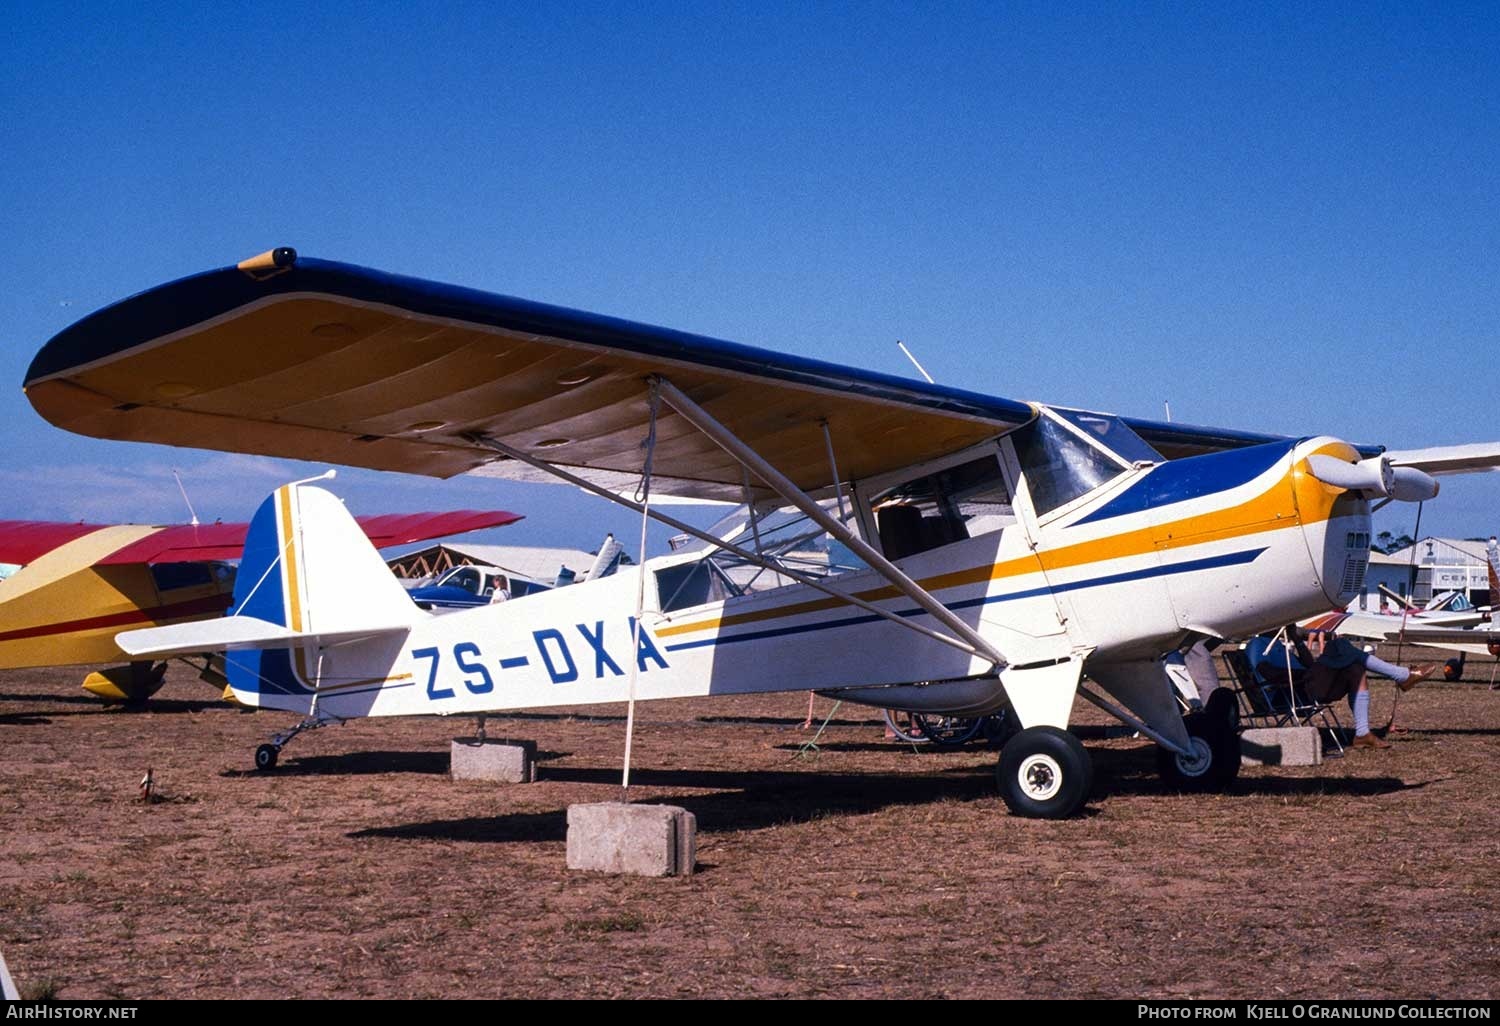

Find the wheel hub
[[1017, 753, 1063, 800], [1175, 737, 1213, 777]]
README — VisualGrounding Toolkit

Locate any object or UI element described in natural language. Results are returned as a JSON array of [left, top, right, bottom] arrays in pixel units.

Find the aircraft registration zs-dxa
[[25, 248, 1500, 818]]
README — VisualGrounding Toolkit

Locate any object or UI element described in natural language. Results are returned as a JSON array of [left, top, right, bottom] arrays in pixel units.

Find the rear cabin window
[[654, 500, 868, 613]]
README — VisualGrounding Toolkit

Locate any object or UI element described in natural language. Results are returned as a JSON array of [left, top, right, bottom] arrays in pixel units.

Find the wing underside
[[25, 252, 1302, 502]]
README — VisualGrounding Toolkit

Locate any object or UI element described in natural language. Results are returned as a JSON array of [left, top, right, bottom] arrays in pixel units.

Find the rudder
[[226, 483, 419, 706]]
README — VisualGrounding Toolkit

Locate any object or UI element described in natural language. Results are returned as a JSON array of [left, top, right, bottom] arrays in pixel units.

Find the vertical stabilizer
[[226, 484, 419, 706]]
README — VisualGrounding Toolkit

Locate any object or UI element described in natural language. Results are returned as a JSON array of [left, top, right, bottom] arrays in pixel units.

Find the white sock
[[1352, 690, 1370, 736]]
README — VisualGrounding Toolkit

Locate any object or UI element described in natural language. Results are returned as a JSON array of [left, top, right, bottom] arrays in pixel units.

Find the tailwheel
[[1156, 711, 1240, 792], [254, 744, 280, 771], [996, 726, 1093, 819]]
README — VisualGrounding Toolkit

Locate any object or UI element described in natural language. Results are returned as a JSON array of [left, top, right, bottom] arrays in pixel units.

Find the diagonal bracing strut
[[653, 377, 1006, 670], [464, 432, 985, 659]]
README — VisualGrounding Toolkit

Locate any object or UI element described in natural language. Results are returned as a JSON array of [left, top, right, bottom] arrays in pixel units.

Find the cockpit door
[[999, 408, 1176, 655]]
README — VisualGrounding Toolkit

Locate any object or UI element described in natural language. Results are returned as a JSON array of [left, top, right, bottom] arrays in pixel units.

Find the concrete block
[[566, 802, 696, 877], [450, 738, 536, 783], [1240, 726, 1322, 767]]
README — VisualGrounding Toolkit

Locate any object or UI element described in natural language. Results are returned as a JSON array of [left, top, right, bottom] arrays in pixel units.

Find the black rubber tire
[[1203, 687, 1239, 733], [254, 744, 280, 771], [913, 713, 985, 747], [996, 726, 1093, 819], [1156, 711, 1240, 792]]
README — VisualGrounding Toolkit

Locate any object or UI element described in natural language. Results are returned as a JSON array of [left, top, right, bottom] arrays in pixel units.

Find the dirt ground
[[2, 652, 1497, 1000]]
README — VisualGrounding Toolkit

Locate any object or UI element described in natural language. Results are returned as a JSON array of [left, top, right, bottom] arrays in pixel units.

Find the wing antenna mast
[[172, 469, 201, 526], [895, 340, 935, 384]]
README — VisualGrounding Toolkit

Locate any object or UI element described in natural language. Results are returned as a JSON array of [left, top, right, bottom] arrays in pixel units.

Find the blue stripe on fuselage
[[1070, 440, 1298, 527]]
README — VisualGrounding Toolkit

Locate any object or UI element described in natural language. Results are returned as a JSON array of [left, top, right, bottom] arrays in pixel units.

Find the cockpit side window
[[870, 453, 1012, 560], [1011, 414, 1129, 517]]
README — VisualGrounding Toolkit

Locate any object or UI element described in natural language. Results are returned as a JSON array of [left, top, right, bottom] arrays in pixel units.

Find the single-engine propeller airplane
[[23, 247, 1500, 816], [0, 505, 522, 701]]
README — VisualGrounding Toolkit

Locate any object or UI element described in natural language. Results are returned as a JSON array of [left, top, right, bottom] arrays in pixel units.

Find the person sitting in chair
[[1253, 627, 1439, 750]]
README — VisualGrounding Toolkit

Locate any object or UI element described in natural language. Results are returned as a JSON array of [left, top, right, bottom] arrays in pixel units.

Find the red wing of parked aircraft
[[0, 508, 522, 700]]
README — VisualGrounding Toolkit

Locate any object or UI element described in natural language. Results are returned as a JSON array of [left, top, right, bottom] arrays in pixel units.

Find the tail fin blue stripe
[[227, 488, 312, 697]]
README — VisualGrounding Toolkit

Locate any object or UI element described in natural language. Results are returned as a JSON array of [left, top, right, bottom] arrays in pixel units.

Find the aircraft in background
[[0, 504, 521, 701], [405, 534, 628, 610], [24, 248, 1500, 816], [1305, 544, 1499, 682]]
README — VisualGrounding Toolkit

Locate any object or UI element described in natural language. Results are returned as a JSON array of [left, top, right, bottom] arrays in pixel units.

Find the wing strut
[[466, 434, 985, 659], [654, 377, 1007, 671]]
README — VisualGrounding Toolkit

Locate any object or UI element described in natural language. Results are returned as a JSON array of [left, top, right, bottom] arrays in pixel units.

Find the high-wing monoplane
[[24, 248, 1500, 816], [0, 504, 521, 700]]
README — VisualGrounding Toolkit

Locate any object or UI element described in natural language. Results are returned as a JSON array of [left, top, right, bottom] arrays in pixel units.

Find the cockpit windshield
[[1011, 409, 1158, 517], [1051, 409, 1163, 465]]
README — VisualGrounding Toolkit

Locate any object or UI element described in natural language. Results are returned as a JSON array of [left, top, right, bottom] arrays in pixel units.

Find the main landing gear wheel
[[1156, 711, 1240, 792], [996, 726, 1093, 819], [254, 744, 280, 771]]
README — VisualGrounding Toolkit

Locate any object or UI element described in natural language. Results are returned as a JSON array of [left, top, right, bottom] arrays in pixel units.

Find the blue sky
[[2, 3, 1496, 554]]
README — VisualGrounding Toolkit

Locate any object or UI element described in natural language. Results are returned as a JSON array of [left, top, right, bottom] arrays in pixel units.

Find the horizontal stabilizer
[[118, 615, 409, 659]]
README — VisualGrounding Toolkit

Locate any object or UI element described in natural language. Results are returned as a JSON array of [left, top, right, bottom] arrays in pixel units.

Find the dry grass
[[0, 653, 1497, 999]]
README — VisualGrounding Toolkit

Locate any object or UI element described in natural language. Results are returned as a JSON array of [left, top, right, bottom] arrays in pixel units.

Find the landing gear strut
[[252, 715, 341, 772]]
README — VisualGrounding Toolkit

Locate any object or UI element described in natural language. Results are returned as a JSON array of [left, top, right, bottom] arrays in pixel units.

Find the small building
[[1352, 550, 1418, 612], [1353, 536, 1495, 609]]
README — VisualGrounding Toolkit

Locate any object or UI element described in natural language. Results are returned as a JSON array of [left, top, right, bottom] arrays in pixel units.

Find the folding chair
[[1221, 631, 1347, 755]]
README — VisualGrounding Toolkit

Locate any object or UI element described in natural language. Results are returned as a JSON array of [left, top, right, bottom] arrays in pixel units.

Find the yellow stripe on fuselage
[[658, 445, 1354, 640], [311, 672, 414, 694]]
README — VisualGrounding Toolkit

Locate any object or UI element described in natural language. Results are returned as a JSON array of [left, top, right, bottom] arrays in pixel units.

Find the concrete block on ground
[[450, 738, 536, 782], [566, 802, 696, 877], [1241, 726, 1321, 767]]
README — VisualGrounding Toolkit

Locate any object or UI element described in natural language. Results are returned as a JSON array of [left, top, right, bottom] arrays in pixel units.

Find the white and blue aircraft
[[24, 247, 1500, 817]]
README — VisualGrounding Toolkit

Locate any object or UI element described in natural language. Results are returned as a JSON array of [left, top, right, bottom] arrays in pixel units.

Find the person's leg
[[1362, 650, 1440, 691], [1363, 651, 1410, 684], [1350, 673, 1371, 736], [1348, 670, 1390, 748]]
